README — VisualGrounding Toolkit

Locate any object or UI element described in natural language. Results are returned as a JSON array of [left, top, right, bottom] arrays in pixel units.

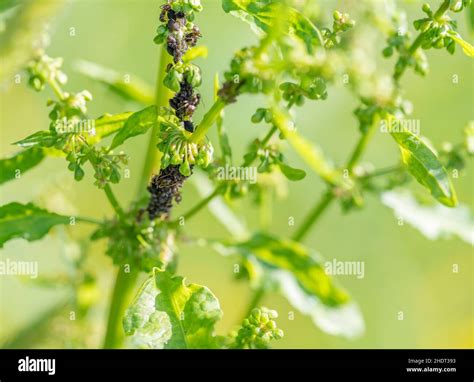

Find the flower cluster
[[321, 10, 356, 48], [384, 1, 472, 78], [92, 203, 177, 272], [231, 307, 284, 349], [26, 52, 128, 187], [158, 123, 213, 176]]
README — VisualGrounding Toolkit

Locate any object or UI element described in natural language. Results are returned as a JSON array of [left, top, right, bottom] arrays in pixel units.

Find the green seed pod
[[251, 308, 261, 321], [266, 320, 277, 330], [29, 76, 45, 91], [179, 159, 191, 176], [74, 165, 85, 181], [109, 166, 121, 184], [333, 10, 342, 21], [382, 46, 393, 58], [251, 108, 266, 123], [264, 109, 272, 123], [422, 3, 431, 14], [274, 329, 284, 339], [446, 39, 455, 54], [434, 38, 444, 49]]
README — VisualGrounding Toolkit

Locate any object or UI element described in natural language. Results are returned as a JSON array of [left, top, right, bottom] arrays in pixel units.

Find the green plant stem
[[49, 78, 66, 101], [346, 123, 378, 172], [103, 184, 126, 221], [292, 190, 334, 242], [136, 45, 172, 197], [261, 125, 277, 146], [291, 0, 452, 241], [292, 121, 379, 242], [76, 216, 103, 225], [241, 285, 265, 322], [171, 124, 278, 227], [190, 97, 227, 143], [103, 44, 170, 349], [103, 268, 139, 348], [360, 164, 403, 179], [434, 0, 450, 20]]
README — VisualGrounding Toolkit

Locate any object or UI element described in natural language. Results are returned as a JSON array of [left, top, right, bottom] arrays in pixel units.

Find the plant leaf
[[227, 232, 349, 306], [123, 276, 172, 349], [124, 268, 223, 349], [447, 31, 474, 57], [86, 111, 133, 144], [154, 269, 223, 349], [75, 60, 154, 105], [219, 232, 364, 338], [278, 162, 306, 181], [0, 202, 70, 248], [390, 127, 457, 207], [382, 190, 474, 245], [110, 106, 157, 149], [13, 131, 57, 148], [0, 147, 45, 184]]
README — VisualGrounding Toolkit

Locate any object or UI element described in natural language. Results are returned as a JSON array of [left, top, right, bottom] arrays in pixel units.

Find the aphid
[[159, 3, 171, 22], [183, 120, 194, 133], [146, 164, 190, 220], [185, 26, 201, 47]]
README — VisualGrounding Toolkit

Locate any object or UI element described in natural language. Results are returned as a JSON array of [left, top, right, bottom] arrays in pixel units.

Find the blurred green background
[[0, 0, 472, 348]]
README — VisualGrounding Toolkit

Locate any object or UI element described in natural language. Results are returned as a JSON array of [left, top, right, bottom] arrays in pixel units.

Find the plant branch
[[136, 46, 172, 197], [359, 164, 403, 180], [103, 268, 139, 348], [241, 285, 266, 323], [103, 44, 170, 350], [292, 120, 379, 242], [103, 184, 126, 221], [394, 0, 451, 81], [346, 123, 379, 172], [292, 190, 334, 242], [75, 216, 103, 225], [190, 97, 227, 144]]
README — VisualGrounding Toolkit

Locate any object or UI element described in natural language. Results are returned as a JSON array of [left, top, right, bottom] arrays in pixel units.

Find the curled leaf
[[390, 126, 457, 207]]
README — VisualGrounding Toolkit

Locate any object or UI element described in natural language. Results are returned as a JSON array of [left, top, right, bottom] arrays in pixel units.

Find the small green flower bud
[[266, 320, 277, 330], [74, 165, 85, 181], [251, 308, 261, 321], [179, 159, 191, 176], [382, 46, 393, 58], [274, 329, 284, 339]]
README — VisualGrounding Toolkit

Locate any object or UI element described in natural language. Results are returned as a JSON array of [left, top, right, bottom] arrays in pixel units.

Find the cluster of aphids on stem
[[162, 3, 201, 130], [146, 1, 203, 221]]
